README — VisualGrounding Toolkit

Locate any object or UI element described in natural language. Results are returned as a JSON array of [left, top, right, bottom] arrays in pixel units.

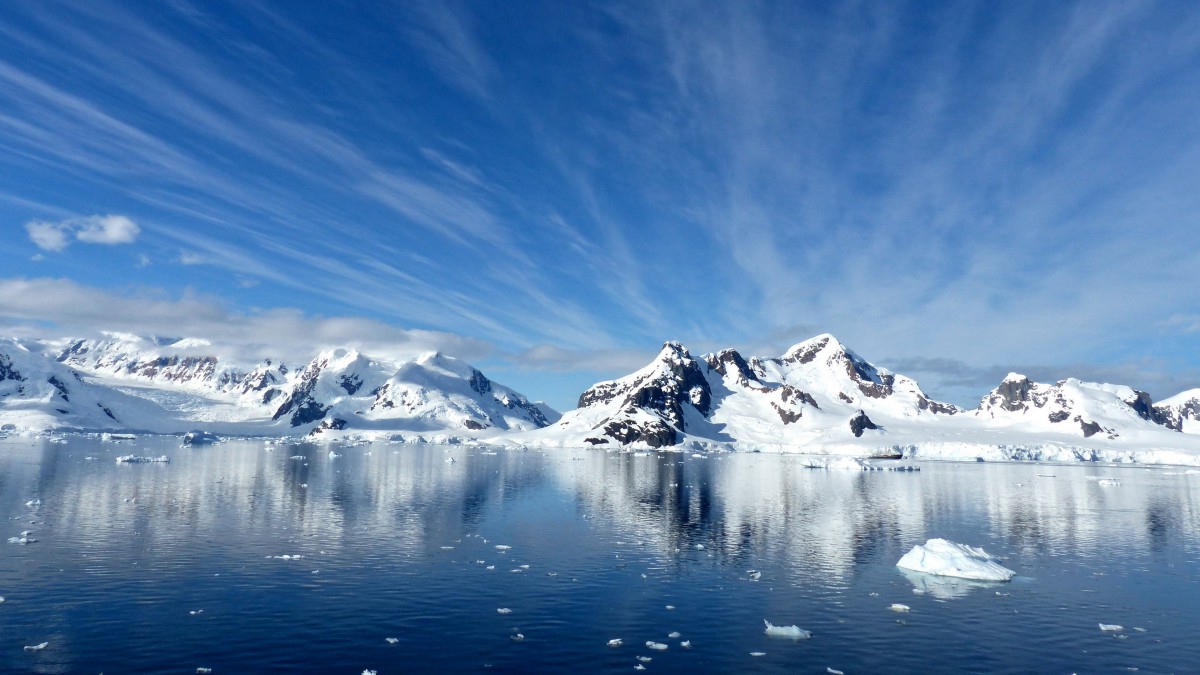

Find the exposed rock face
[[0, 354, 24, 383], [849, 410, 879, 437], [272, 359, 329, 427]]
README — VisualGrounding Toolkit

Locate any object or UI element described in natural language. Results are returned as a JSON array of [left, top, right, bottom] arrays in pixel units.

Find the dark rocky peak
[[781, 334, 895, 398], [1125, 390, 1180, 431], [468, 369, 491, 395], [706, 349, 759, 387], [987, 373, 1036, 412]]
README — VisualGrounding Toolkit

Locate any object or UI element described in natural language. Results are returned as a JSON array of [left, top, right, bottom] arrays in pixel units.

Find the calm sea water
[[1, 436, 1198, 674]]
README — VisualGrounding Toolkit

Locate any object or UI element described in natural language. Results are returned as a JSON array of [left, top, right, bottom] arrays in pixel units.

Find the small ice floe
[[680, 640, 691, 649], [25, 499, 40, 507], [362, 670, 377, 675], [607, 638, 623, 647], [519, 564, 530, 569], [497, 608, 513, 614], [328, 450, 341, 459], [889, 603, 911, 612], [695, 544, 705, 550], [510, 633, 525, 641], [896, 539, 1015, 581], [270, 554, 305, 560], [116, 455, 170, 463], [636, 656, 652, 662], [386, 637, 399, 644], [440, 546, 454, 550], [190, 609, 204, 615], [486, 565, 495, 570], [667, 632, 681, 639], [24, 642, 48, 651], [646, 641, 667, 650], [445, 457, 456, 464], [827, 669, 845, 675], [750, 651, 767, 657], [7, 536, 37, 544], [495, 545, 512, 551], [1099, 623, 1124, 632], [763, 620, 812, 639], [665, 605, 675, 610], [634, 665, 645, 671], [290, 455, 305, 460], [1098, 478, 1120, 487], [0, 596, 5, 603], [1133, 627, 1147, 632], [196, 669, 212, 674], [748, 569, 761, 580]]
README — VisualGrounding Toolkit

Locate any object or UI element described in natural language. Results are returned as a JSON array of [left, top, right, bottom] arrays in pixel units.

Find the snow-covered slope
[[2, 336, 556, 439], [509, 334, 1200, 465]]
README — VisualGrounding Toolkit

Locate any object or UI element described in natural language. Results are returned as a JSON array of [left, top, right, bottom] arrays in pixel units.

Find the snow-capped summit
[[977, 374, 1179, 438], [0, 338, 125, 431]]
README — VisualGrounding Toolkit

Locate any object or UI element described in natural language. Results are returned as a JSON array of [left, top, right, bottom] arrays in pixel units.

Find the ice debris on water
[[764, 619, 812, 639], [362, 670, 377, 675], [646, 641, 667, 650], [495, 545, 512, 551], [497, 608, 512, 614], [510, 633, 525, 641], [750, 651, 767, 657], [896, 539, 1015, 581], [667, 632, 681, 638], [665, 605, 675, 610], [116, 455, 170, 463], [748, 569, 761, 580], [1099, 623, 1124, 632], [608, 639, 623, 647], [8, 536, 36, 544], [889, 603, 911, 612], [26, 499, 41, 507], [1098, 478, 1120, 487], [270, 554, 305, 560], [24, 642, 48, 651], [636, 656, 652, 662], [680, 640, 691, 649], [827, 669, 845, 675], [196, 669, 212, 674], [386, 637, 399, 644], [634, 665, 645, 671]]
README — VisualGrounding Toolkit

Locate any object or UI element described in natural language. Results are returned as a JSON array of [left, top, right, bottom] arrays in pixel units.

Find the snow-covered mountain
[[0, 338, 126, 431], [975, 373, 1180, 438], [508, 334, 1200, 464], [515, 334, 959, 450], [1155, 389, 1200, 434], [1, 335, 556, 439]]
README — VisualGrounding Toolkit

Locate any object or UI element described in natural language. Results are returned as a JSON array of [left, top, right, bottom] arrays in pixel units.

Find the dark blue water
[[1, 437, 1198, 674]]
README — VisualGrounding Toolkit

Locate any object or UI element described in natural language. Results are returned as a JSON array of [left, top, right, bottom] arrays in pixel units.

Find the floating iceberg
[[1099, 623, 1123, 632], [888, 603, 910, 612], [645, 641, 667, 650], [8, 536, 37, 544], [24, 642, 48, 651], [183, 430, 219, 445], [763, 620, 812, 639], [116, 455, 170, 464], [607, 638, 622, 647], [896, 539, 1015, 581]]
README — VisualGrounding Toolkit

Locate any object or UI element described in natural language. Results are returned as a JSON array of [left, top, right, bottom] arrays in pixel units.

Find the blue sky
[[2, 0, 1199, 411]]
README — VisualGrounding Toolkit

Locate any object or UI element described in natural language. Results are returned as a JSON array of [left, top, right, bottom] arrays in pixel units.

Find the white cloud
[[24, 214, 141, 252], [74, 214, 140, 244], [0, 277, 492, 367]]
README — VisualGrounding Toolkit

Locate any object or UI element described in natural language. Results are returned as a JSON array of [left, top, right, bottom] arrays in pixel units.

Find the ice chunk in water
[[646, 641, 667, 650], [750, 651, 767, 657], [896, 539, 1015, 581], [386, 637, 399, 644], [764, 620, 812, 639], [1099, 623, 1124, 632], [495, 545, 512, 551], [667, 632, 681, 638], [827, 669, 845, 675], [196, 669, 212, 674], [362, 670, 377, 675], [24, 642, 48, 651], [634, 665, 645, 671], [7, 536, 36, 544], [607, 639, 623, 647], [497, 608, 512, 614], [680, 640, 691, 648], [889, 604, 911, 612]]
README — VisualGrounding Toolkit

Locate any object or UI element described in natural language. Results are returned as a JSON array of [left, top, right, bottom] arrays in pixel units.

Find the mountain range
[[3, 332, 1198, 463]]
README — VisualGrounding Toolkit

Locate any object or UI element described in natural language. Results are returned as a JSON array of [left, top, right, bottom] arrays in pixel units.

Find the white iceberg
[[896, 539, 1015, 581], [888, 603, 910, 612], [763, 619, 812, 639], [7, 536, 36, 544], [645, 641, 667, 650], [24, 642, 48, 651], [1099, 623, 1123, 632], [607, 638, 622, 647]]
